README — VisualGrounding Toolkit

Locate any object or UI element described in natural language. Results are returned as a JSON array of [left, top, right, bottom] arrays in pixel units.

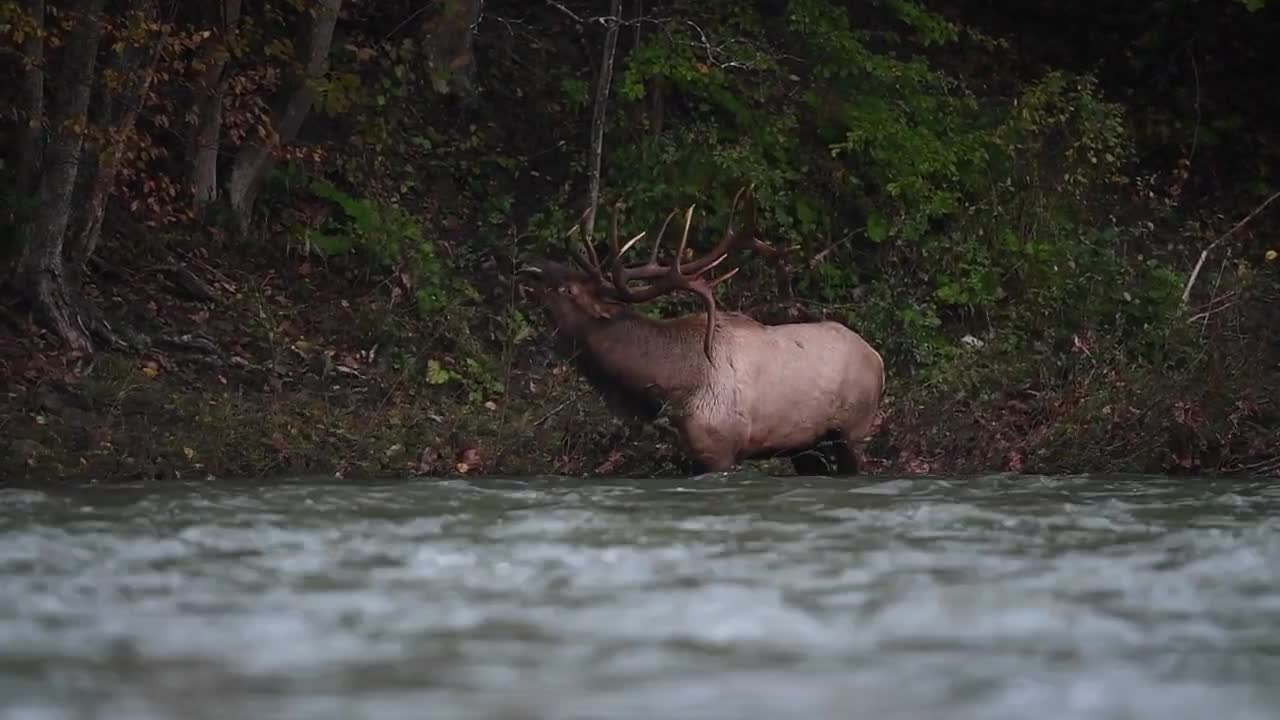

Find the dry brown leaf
[[455, 447, 483, 474]]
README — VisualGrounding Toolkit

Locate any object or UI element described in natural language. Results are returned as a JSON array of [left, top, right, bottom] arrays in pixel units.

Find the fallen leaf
[[183, 447, 196, 461], [455, 447, 483, 474], [593, 450, 625, 475], [484, 400, 498, 411], [903, 456, 932, 475], [1003, 450, 1025, 473], [415, 447, 443, 475]]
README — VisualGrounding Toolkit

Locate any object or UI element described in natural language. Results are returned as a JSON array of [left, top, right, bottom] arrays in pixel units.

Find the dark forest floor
[[3, 226, 1278, 484]]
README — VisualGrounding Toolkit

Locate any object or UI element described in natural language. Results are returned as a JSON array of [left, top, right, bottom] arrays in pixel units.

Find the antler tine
[[651, 209, 677, 265], [604, 200, 651, 268], [731, 186, 797, 303], [563, 215, 597, 277], [738, 184, 782, 257], [674, 203, 695, 269], [707, 265, 741, 288], [610, 208, 678, 282], [615, 230, 647, 260], [581, 207, 603, 270], [674, 186, 762, 275], [563, 206, 613, 283], [722, 184, 747, 244]]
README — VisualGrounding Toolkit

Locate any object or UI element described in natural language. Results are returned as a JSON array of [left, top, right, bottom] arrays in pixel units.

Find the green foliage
[[513, 0, 1181, 381], [260, 158, 506, 405], [306, 177, 463, 316], [285, 0, 1206, 391]]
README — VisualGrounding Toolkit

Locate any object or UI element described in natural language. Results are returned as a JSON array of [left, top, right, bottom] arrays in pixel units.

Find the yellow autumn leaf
[[1266, 249, 1278, 262]]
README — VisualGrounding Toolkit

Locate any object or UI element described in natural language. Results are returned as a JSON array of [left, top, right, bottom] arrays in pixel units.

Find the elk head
[[517, 186, 784, 361]]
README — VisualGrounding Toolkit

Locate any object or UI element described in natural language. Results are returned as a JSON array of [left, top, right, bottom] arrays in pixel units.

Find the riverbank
[[3, 227, 1277, 483]]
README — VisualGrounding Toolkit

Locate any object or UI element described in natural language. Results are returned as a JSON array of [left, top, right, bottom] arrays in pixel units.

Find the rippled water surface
[[2, 474, 1279, 719]]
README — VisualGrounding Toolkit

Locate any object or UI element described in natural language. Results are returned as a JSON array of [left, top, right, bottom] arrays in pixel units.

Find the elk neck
[[568, 309, 714, 413]]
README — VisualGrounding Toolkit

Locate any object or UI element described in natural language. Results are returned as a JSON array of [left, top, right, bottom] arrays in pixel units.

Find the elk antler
[[563, 208, 608, 284], [605, 186, 784, 361], [606, 204, 738, 361], [564, 186, 784, 361], [701, 185, 796, 304]]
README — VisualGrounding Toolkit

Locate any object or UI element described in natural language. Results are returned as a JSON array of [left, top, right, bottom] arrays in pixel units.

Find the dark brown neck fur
[[562, 309, 711, 419]]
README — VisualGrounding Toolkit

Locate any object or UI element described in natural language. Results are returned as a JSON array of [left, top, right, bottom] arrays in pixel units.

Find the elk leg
[[834, 420, 876, 476], [677, 418, 738, 474], [790, 429, 847, 476], [682, 448, 735, 474], [836, 400, 884, 477], [791, 450, 832, 476], [834, 440, 860, 475]]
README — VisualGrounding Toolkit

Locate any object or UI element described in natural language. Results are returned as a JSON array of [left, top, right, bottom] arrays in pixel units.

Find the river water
[[1, 474, 1278, 720]]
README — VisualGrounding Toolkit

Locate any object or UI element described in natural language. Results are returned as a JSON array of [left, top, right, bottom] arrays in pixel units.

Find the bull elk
[[516, 187, 885, 475]]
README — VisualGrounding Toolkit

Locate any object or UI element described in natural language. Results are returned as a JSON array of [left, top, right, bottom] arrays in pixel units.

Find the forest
[[1, 0, 1277, 481]]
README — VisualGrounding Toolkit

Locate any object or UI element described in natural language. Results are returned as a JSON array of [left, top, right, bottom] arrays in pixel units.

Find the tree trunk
[[16, 0, 46, 197], [226, 0, 342, 234], [188, 0, 243, 214], [422, 0, 484, 97], [582, 0, 622, 238], [66, 0, 164, 276], [15, 0, 107, 355], [2, 0, 46, 279]]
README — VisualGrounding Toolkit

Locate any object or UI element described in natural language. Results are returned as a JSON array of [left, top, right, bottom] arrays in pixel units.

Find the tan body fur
[[569, 304, 884, 474]]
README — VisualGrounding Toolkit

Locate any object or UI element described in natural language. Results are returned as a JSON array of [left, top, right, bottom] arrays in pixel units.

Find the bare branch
[[544, 0, 585, 24], [16, 0, 45, 197], [582, 0, 622, 239], [542, 2, 786, 70], [1181, 189, 1280, 306]]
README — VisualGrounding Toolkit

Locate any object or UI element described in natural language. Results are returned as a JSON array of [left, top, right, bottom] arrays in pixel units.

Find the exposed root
[[27, 271, 94, 357], [156, 332, 224, 358]]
